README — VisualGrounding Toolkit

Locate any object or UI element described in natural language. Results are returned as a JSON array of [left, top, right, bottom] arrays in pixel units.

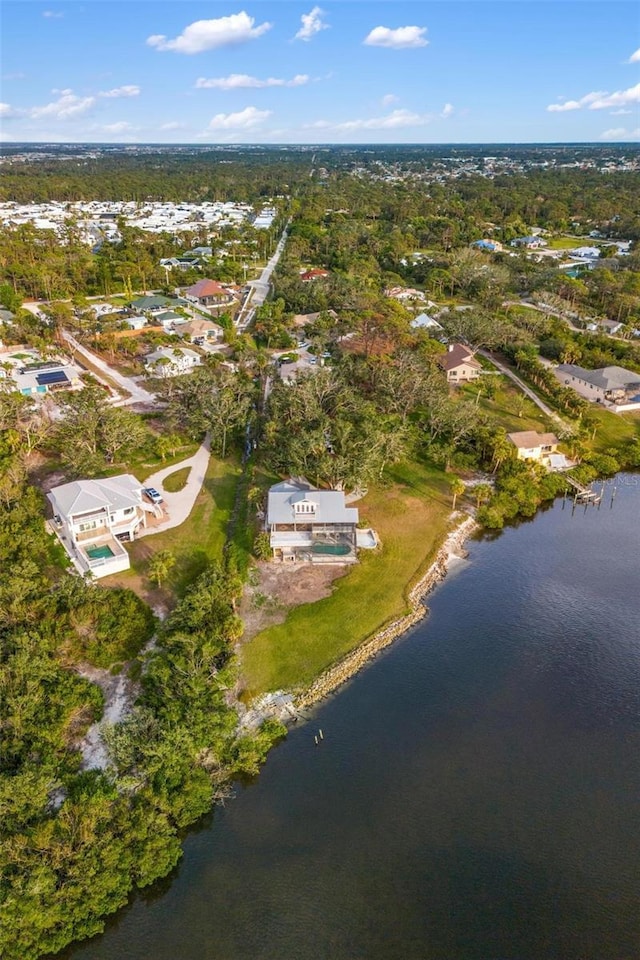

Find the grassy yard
[[162, 466, 191, 492], [460, 379, 554, 434], [240, 458, 453, 696], [105, 454, 241, 602], [588, 406, 640, 455], [546, 236, 586, 250]]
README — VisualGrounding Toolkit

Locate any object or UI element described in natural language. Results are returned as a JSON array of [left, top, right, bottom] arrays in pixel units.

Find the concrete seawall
[[295, 513, 479, 711]]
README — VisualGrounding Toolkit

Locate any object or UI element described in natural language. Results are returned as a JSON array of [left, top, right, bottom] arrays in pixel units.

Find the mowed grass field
[[240, 459, 453, 696]]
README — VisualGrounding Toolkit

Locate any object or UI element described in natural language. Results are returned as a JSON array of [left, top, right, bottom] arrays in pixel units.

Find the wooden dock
[[565, 476, 601, 503]]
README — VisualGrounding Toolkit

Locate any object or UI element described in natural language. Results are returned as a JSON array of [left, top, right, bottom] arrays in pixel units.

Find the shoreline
[[293, 512, 479, 712]]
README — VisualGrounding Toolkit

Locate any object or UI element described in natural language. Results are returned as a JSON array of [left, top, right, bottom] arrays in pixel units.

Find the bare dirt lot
[[239, 561, 349, 641]]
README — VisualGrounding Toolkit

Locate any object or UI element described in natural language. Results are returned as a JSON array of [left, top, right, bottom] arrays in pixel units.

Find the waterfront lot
[[241, 459, 452, 695]]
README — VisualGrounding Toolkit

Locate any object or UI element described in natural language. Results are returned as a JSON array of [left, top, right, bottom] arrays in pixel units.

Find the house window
[[78, 520, 98, 532], [124, 507, 134, 515]]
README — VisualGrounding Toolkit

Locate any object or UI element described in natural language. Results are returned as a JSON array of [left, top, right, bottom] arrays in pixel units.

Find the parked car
[[144, 487, 164, 504]]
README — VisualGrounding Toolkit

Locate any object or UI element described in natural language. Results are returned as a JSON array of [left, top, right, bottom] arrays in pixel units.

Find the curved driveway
[[138, 436, 211, 537]]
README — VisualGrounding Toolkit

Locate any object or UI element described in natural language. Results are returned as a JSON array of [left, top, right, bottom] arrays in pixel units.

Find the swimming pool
[[85, 543, 116, 560], [312, 542, 351, 556]]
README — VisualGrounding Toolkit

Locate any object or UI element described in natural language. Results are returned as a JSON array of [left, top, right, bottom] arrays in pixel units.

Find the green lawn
[[162, 466, 191, 493], [546, 236, 587, 250], [588, 407, 640, 455], [109, 455, 241, 599], [240, 459, 453, 696], [460, 380, 554, 434]]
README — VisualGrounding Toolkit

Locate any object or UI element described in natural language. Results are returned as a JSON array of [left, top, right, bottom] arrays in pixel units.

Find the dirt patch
[[239, 561, 349, 641]]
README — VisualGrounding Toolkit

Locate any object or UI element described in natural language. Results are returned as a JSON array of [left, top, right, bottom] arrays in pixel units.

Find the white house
[[570, 246, 601, 260], [48, 474, 157, 578], [145, 347, 201, 378], [411, 313, 443, 332]]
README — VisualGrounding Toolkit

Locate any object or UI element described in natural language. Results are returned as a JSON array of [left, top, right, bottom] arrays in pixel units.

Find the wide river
[[66, 477, 640, 960]]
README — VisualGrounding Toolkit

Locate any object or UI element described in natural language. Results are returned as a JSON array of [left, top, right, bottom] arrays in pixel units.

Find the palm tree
[[474, 483, 492, 509], [148, 550, 176, 588], [450, 477, 466, 511]]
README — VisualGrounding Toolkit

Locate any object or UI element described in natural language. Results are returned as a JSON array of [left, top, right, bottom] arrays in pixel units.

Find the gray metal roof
[[49, 474, 142, 518], [267, 480, 359, 526]]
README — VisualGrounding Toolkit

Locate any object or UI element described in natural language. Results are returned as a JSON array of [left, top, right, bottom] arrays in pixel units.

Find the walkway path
[[138, 436, 211, 537], [479, 349, 557, 419], [61, 330, 157, 406]]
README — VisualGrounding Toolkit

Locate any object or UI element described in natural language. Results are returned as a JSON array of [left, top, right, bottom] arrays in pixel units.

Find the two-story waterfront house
[[48, 474, 157, 578], [267, 479, 360, 562]]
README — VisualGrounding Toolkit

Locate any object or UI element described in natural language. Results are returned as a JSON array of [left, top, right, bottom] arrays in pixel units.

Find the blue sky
[[1, 2, 639, 143]]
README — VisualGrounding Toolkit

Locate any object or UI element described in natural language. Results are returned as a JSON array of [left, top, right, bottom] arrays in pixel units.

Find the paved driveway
[[138, 436, 211, 536]]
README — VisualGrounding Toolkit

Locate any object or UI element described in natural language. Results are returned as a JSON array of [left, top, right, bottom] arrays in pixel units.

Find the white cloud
[[547, 83, 640, 112], [309, 108, 433, 132], [29, 90, 96, 121], [0, 103, 17, 118], [364, 25, 428, 49], [600, 126, 640, 140], [99, 85, 140, 99], [294, 6, 328, 42], [101, 122, 136, 134], [627, 47, 640, 63], [147, 12, 271, 54], [441, 102, 454, 119], [381, 93, 399, 107], [42, 10, 64, 18], [207, 106, 272, 130], [159, 121, 187, 131], [610, 108, 632, 115], [587, 83, 640, 109], [195, 73, 308, 90]]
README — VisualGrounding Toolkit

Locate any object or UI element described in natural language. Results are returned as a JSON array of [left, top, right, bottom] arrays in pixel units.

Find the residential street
[[236, 220, 290, 331]]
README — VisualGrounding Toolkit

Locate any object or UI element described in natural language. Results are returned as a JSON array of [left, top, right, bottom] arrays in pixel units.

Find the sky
[[1, 1, 639, 144]]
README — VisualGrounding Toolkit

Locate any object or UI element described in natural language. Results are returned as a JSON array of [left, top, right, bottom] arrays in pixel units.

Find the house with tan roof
[[437, 343, 482, 382], [176, 317, 223, 343]]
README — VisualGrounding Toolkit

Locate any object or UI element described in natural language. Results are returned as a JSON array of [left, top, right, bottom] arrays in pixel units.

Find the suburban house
[[556, 363, 640, 407], [128, 295, 174, 314], [184, 279, 233, 306], [267, 479, 361, 563], [384, 286, 428, 303], [8, 358, 81, 397], [471, 239, 503, 252], [300, 268, 330, 283], [145, 346, 201, 378], [48, 474, 157, 578], [510, 236, 548, 249], [438, 343, 482, 382], [290, 309, 339, 330], [569, 246, 601, 260], [411, 312, 443, 332], [156, 309, 185, 332], [123, 314, 147, 331], [175, 317, 223, 343], [508, 431, 559, 461]]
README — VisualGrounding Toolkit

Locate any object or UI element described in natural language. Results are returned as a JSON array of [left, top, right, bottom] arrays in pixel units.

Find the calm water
[[66, 478, 640, 960]]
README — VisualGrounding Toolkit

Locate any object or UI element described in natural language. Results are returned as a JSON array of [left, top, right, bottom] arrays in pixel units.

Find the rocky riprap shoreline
[[295, 514, 478, 711]]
